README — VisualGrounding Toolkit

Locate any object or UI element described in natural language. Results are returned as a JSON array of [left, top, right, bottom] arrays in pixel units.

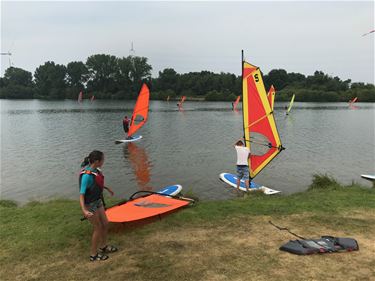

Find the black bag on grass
[[280, 236, 359, 255]]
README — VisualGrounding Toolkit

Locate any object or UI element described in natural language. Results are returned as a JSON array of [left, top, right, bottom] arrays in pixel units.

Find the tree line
[[1, 54, 374, 102]]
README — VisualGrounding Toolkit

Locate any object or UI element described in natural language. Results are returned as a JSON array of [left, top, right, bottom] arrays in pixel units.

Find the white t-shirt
[[235, 145, 250, 166]]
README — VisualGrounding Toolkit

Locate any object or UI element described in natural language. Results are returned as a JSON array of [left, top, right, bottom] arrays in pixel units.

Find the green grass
[[0, 177, 374, 281], [1, 183, 373, 256]]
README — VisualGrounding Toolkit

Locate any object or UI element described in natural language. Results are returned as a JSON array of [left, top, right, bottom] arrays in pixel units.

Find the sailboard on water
[[115, 83, 150, 143], [220, 51, 284, 195], [286, 94, 295, 115]]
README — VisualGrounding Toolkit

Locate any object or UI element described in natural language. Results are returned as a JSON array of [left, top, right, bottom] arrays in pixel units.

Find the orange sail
[[128, 83, 150, 137], [267, 85, 276, 110], [233, 96, 241, 110], [349, 97, 358, 104], [242, 56, 284, 179]]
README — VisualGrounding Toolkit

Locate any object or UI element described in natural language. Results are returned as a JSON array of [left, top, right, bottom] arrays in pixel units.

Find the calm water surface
[[1, 100, 374, 203]]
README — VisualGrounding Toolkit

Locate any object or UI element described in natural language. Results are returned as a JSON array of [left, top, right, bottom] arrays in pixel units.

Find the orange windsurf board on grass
[[106, 194, 190, 223]]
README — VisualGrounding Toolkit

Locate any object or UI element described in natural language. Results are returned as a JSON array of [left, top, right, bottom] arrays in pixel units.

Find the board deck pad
[[157, 185, 182, 196], [220, 173, 281, 195]]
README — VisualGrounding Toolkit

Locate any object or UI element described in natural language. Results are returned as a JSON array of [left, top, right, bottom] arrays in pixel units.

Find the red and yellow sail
[[242, 61, 283, 179], [267, 85, 276, 110], [128, 83, 150, 137]]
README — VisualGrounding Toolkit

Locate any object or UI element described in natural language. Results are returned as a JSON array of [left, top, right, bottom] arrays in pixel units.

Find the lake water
[[1, 100, 374, 203]]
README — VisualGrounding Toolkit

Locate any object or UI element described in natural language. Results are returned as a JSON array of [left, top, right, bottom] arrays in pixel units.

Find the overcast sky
[[1, 1, 374, 83]]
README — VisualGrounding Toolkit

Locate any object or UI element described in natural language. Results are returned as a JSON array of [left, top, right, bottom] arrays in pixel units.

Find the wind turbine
[[129, 42, 136, 57], [1, 51, 13, 68]]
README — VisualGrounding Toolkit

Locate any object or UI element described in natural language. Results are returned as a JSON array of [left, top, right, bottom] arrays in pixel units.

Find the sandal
[[90, 253, 109, 261], [99, 245, 118, 253]]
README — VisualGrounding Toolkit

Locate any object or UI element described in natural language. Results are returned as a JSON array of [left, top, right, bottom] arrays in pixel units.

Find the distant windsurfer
[[231, 102, 234, 110], [123, 115, 130, 139], [234, 139, 251, 193]]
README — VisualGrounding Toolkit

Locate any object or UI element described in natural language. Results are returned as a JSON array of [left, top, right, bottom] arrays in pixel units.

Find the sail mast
[[241, 50, 245, 141]]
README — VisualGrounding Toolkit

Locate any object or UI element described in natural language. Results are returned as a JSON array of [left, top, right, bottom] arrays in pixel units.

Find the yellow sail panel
[[243, 61, 283, 179], [286, 94, 295, 113]]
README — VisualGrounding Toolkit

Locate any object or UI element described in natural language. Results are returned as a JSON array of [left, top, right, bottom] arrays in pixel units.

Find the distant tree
[[34, 62, 66, 99], [287, 72, 306, 86], [86, 54, 119, 95], [129, 56, 152, 96], [0, 67, 34, 98], [264, 69, 289, 90], [4, 67, 33, 87], [116, 56, 133, 96], [155, 68, 179, 92], [66, 61, 89, 89]]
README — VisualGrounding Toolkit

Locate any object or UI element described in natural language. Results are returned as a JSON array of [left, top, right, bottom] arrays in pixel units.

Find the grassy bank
[[1, 177, 374, 281]]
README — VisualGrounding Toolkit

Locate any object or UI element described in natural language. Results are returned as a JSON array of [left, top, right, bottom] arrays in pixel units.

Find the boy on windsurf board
[[123, 115, 130, 139], [79, 150, 118, 261], [234, 139, 251, 193]]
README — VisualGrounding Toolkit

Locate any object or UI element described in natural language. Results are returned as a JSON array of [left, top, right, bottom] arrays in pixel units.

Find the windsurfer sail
[[267, 85, 276, 110], [78, 91, 83, 103], [286, 94, 295, 115], [242, 51, 284, 179], [233, 96, 241, 110], [349, 97, 358, 104], [128, 83, 150, 138], [178, 96, 186, 108]]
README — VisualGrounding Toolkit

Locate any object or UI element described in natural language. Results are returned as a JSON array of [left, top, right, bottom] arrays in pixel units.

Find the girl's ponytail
[[80, 156, 90, 168], [81, 150, 104, 167]]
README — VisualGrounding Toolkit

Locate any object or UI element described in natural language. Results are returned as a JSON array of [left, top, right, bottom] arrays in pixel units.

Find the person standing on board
[[123, 115, 130, 138], [79, 150, 118, 261], [234, 139, 251, 193]]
